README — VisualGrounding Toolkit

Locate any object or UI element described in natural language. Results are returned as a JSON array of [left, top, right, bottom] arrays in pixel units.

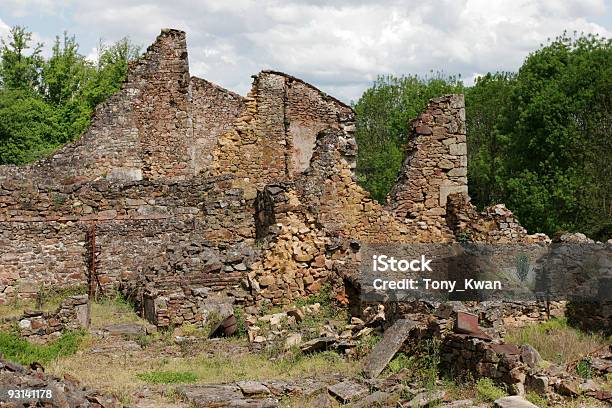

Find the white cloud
[[0, 0, 609, 101], [0, 0, 73, 17], [0, 18, 10, 40]]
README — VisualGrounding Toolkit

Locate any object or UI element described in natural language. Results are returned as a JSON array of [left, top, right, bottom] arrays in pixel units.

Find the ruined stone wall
[[2, 27, 599, 333], [387, 95, 468, 225], [16, 295, 90, 342], [0, 176, 256, 303], [440, 334, 528, 393], [0, 29, 198, 186], [190, 78, 246, 175], [445, 193, 550, 243], [209, 71, 356, 187], [0, 222, 85, 301]]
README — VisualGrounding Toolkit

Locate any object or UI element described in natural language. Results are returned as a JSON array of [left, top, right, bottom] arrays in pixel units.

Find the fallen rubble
[[0, 356, 119, 407]]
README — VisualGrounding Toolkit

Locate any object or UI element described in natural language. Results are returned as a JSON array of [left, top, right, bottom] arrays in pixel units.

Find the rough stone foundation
[[16, 295, 90, 341]]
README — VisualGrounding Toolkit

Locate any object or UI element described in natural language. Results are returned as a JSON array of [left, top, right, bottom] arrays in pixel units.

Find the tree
[[0, 26, 44, 91], [41, 32, 94, 143], [82, 37, 140, 109], [0, 26, 140, 165], [353, 73, 464, 202], [0, 89, 61, 164], [499, 32, 612, 239], [464, 72, 515, 208]]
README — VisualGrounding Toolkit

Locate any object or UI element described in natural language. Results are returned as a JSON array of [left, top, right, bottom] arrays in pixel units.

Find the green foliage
[[294, 283, 333, 309], [0, 26, 43, 90], [353, 72, 464, 202], [526, 391, 548, 407], [233, 306, 248, 338], [497, 32, 611, 240], [476, 378, 507, 402], [0, 89, 62, 164], [0, 26, 140, 165], [136, 370, 198, 384], [387, 352, 411, 373], [355, 32, 611, 240], [464, 72, 515, 207], [576, 357, 593, 379], [385, 338, 441, 389], [0, 330, 86, 365]]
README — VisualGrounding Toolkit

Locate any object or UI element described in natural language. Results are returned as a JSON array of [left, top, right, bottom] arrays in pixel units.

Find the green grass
[[504, 317, 610, 365], [136, 370, 198, 384], [294, 283, 333, 309], [384, 339, 441, 389], [0, 285, 88, 321], [0, 330, 86, 365], [476, 378, 507, 402], [90, 292, 145, 328], [525, 391, 548, 407], [387, 352, 412, 374]]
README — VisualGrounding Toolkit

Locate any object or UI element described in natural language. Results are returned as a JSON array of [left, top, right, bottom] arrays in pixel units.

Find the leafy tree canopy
[[354, 32, 611, 240], [0, 26, 140, 165]]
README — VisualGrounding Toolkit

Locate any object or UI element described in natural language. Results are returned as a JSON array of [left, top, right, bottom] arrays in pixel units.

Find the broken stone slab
[[493, 396, 538, 408], [585, 390, 612, 403], [300, 337, 337, 353], [176, 384, 278, 407], [311, 393, 333, 408], [352, 390, 395, 408], [362, 319, 416, 378], [519, 344, 541, 368], [237, 381, 271, 396], [327, 380, 368, 403], [407, 390, 446, 407], [578, 379, 597, 393], [103, 322, 148, 337]]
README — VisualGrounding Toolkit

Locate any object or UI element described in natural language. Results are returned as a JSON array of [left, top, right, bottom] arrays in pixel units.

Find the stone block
[[327, 380, 368, 403], [439, 185, 468, 207], [449, 143, 467, 155], [362, 319, 416, 378]]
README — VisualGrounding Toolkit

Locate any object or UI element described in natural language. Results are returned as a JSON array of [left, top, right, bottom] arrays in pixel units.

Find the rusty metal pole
[[88, 222, 97, 301]]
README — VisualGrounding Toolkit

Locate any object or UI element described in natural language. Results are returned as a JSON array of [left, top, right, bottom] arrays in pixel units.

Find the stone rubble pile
[[0, 356, 119, 407], [16, 295, 89, 341]]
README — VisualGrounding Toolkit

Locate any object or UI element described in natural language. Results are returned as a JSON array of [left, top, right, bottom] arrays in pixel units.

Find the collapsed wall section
[[387, 95, 468, 223], [209, 71, 356, 186]]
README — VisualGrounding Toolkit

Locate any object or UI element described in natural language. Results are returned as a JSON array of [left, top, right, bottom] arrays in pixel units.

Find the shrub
[[476, 378, 507, 402], [576, 357, 593, 379], [526, 391, 548, 407]]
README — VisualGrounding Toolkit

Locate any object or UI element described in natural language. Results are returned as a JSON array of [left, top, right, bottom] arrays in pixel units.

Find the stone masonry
[[388, 95, 467, 223], [16, 295, 90, 341], [0, 28, 603, 335]]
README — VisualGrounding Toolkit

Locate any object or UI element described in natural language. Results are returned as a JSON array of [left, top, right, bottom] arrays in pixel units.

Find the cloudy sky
[[0, 0, 610, 102]]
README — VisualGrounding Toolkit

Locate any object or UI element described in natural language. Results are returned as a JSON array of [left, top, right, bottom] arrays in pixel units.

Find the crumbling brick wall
[[388, 95, 468, 224]]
